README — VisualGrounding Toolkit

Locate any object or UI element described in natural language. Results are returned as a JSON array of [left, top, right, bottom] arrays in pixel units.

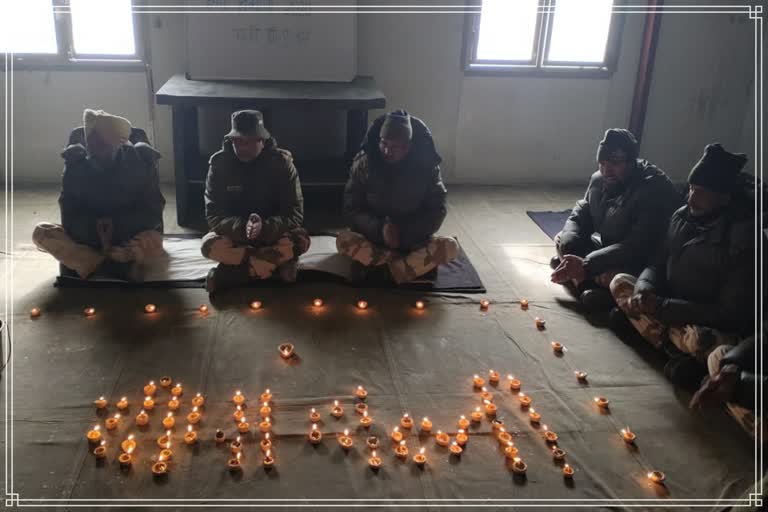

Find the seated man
[[551, 129, 680, 312], [202, 110, 310, 293], [690, 330, 763, 436], [33, 109, 165, 278], [336, 110, 458, 284], [610, 144, 756, 388]]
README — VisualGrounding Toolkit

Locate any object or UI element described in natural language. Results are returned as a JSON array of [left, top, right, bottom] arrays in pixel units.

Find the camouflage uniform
[[338, 112, 458, 283], [32, 140, 165, 278], [201, 138, 310, 280]]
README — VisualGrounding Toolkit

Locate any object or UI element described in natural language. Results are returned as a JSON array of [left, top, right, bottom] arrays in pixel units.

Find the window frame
[[462, 0, 626, 78], [7, 0, 146, 72]]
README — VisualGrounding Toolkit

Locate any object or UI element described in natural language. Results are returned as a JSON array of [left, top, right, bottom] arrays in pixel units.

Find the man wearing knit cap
[[610, 143, 758, 390], [551, 128, 680, 313], [201, 110, 310, 293], [336, 110, 459, 284], [32, 109, 165, 278]]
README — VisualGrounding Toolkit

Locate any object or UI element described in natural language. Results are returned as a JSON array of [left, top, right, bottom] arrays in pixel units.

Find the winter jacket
[[204, 138, 303, 245], [559, 159, 682, 277], [635, 185, 757, 335], [59, 142, 165, 248], [343, 113, 447, 250]]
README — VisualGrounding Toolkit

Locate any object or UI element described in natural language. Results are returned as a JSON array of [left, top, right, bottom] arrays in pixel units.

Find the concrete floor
[[0, 183, 581, 308]]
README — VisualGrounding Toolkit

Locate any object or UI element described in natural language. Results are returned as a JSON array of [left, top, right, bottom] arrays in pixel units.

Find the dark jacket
[[719, 333, 764, 410], [343, 113, 447, 249], [559, 160, 681, 277], [635, 185, 757, 335], [59, 142, 165, 248], [204, 138, 303, 244]]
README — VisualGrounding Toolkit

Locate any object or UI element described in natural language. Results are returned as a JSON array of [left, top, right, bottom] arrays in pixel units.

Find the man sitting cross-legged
[[202, 110, 310, 294], [336, 110, 458, 284]]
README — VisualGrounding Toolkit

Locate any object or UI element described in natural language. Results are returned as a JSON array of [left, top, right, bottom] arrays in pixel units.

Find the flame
[[419, 447, 425, 455], [94, 425, 100, 431], [311, 408, 316, 414], [265, 433, 270, 440], [312, 424, 317, 431], [114, 414, 121, 419], [400, 440, 406, 446], [127, 446, 134, 454], [236, 435, 241, 443], [145, 396, 151, 401], [483, 399, 490, 405], [343, 429, 349, 436], [236, 405, 242, 411], [193, 406, 198, 413], [263, 402, 268, 408], [460, 415, 466, 420], [499, 427, 505, 433], [158, 453, 166, 462], [437, 430, 442, 435], [139, 409, 145, 415], [481, 387, 487, 392], [265, 388, 270, 394], [128, 434, 134, 441], [100, 440, 106, 447], [458, 429, 465, 434], [393, 427, 399, 433], [543, 424, 548, 431], [187, 425, 192, 433], [241, 417, 247, 424], [358, 385, 363, 391], [513, 457, 521, 463], [473, 374, 479, 379], [235, 390, 242, 396], [647, 472, 653, 479], [372, 450, 377, 457], [196, 392, 201, 397], [99, 396, 105, 400], [451, 441, 457, 446], [530, 408, 536, 414], [236, 452, 242, 461], [594, 397, 600, 402], [121, 396, 127, 401], [166, 412, 172, 418], [265, 449, 271, 458], [334, 400, 339, 407], [363, 411, 368, 418], [403, 413, 409, 418], [489, 369, 495, 374], [564, 463, 571, 469], [423, 417, 429, 422], [149, 381, 154, 385], [507, 441, 513, 447], [475, 406, 481, 412]]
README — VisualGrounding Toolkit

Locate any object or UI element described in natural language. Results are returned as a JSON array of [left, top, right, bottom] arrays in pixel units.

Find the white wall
[[2, 3, 758, 186]]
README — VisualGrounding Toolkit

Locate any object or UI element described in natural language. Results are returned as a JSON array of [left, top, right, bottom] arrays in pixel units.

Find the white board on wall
[[185, 0, 357, 82]]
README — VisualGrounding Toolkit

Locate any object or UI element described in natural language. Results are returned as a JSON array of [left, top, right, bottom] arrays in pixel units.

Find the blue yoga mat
[[526, 210, 572, 240]]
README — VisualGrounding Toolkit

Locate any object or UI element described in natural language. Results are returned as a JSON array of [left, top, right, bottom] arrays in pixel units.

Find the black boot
[[580, 288, 615, 313], [663, 355, 707, 392]]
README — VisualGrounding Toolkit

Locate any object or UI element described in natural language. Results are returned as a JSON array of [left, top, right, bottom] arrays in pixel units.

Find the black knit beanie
[[688, 143, 748, 194], [380, 110, 413, 141], [596, 128, 638, 163]]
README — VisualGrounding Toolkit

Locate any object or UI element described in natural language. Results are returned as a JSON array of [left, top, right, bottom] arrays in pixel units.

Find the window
[[464, 0, 624, 76], [1, 0, 142, 70]]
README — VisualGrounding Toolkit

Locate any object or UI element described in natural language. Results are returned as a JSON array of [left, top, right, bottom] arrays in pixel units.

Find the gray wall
[[2, 4, 758, 185]]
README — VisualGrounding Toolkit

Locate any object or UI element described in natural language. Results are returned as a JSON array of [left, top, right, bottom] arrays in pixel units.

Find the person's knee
[[336, 231, 365, 255], [434, 236, 459, 264], [32, 222, 64, 250], [707, 345, 733, 377]]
